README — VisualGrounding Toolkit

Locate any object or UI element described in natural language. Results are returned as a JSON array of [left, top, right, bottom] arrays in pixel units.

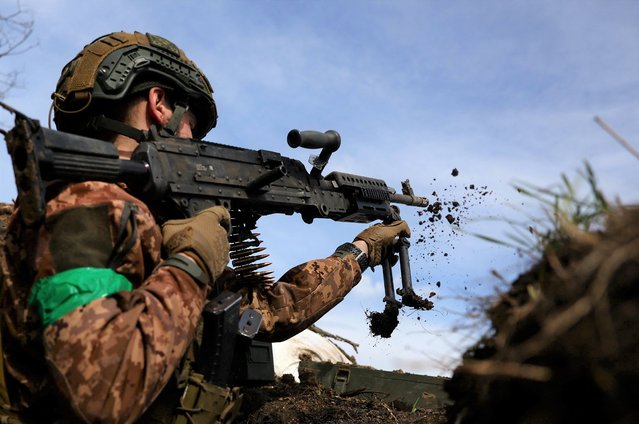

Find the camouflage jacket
[[0, 181, 361, 423]]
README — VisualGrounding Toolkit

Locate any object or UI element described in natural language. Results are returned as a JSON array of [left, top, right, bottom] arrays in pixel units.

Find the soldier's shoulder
[[47, 181, 148, 211]]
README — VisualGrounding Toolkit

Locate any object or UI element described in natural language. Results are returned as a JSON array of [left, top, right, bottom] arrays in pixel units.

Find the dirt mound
[[445, 207, 639, 424], [238, 373, 447, 424]]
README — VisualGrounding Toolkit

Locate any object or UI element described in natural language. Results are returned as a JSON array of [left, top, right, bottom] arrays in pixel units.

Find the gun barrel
[[389, 192, 428, 207]]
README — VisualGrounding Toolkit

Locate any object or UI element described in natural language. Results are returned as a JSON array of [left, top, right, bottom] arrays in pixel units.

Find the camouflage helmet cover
[[53, 31, 217, 139]]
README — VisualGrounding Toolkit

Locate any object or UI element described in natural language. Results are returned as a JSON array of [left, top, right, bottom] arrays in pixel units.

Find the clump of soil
[[365, 289, 434, 337], [412, 169, 493, 276], [415, 185, 491, 231], [400, 289, 435, 310], [407, 168, 495, 324], [238, 373, 447, 423], [366, 302, 400, 338], [445, 207, 639, 424]]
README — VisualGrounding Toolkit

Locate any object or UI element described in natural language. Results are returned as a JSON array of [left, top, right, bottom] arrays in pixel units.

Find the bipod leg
[[365, 253, 402, 338], [381, 254, 402, 309], [395, 237, 434, 310]]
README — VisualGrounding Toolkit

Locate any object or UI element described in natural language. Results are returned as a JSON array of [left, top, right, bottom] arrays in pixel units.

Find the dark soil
[[412, 170, 493, 295], [445, 207, 639, 424], [400, 290, 434, 310], [238, 372, 447, 424], [366, 302, 400, 338]]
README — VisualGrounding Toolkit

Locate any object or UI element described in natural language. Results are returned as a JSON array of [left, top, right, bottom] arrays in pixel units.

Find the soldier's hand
[[162, 206, 231, 282], [354, 220, 411, 267]]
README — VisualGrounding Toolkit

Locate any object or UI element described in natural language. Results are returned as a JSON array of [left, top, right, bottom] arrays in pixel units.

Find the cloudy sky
[[1, 0, 638, 375]]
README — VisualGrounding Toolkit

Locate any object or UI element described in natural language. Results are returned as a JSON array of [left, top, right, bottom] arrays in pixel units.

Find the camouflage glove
[[354, 220, 411, 267], [162, 206, 231, 283]]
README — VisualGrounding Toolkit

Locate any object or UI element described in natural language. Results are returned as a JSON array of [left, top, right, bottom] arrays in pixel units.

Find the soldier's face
[[174, 109, 197, 139], [149, 87, 198, 139]]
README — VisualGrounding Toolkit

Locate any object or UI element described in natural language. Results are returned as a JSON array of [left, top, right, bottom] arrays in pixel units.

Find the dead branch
[[594, 116, 639, 161], [309, 324, 360, 354], [0, 1, 35, 59], [0, 1, 35, 99]]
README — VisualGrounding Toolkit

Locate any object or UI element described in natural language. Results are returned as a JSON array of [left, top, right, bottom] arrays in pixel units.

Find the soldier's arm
[[33, 182, 207, 423], [238, 221, 407, 343], [241, 254, 363, 342]]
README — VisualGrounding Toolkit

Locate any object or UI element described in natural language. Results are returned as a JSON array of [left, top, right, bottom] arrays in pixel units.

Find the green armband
[[28, 267, 133, 327]]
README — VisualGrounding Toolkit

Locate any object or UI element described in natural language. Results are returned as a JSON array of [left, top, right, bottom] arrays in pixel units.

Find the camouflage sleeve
[[37, 182, 207, 423], [242, 255, 362, 342]]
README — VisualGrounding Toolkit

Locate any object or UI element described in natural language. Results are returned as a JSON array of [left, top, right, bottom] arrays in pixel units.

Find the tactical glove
[[354, 220, 411, 267], [162, 206, 231, 283]]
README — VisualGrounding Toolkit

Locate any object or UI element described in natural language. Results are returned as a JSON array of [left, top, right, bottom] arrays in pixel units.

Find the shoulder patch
[[46, 204, 113, 272]]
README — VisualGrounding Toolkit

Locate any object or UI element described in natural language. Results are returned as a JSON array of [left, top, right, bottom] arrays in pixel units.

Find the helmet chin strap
[[90, 102, 190, 141], [159, 102, 189, 137], [90, 115, 148, 141]]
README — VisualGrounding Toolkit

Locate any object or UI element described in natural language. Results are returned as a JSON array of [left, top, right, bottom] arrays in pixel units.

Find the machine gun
[[1, 102, 430, 324]]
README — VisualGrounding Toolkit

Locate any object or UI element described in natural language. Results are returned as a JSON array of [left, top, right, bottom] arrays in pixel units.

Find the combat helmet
[[52, 31, 217, 139]]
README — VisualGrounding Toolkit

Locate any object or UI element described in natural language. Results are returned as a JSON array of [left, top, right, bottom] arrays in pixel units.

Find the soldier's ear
[[147, 87, 172, 126]]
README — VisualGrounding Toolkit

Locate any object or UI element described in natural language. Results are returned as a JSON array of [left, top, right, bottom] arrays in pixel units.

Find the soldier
[[0, 32, 410, 423]]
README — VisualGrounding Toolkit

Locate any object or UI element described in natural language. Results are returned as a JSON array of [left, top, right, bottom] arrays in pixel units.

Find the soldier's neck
[[114, 135, 139, 160]]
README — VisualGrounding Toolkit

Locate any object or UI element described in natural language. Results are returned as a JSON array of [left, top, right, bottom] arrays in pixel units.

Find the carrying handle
[[287, 129, 341, 178]]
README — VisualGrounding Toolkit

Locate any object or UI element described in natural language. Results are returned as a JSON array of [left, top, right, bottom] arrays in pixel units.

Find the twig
[[380, 400, 399, 423], [545, 248, 571, 282], [309, 324, 359, 354], [594, 116, 639, 161], [493, 299, 537, 351]]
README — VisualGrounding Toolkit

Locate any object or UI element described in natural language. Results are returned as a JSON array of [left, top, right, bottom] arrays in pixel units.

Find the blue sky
[[1, 0, 638, 375]]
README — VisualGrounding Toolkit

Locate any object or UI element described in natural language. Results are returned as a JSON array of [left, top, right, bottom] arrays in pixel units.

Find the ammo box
[[299, 360, 450, 409]]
